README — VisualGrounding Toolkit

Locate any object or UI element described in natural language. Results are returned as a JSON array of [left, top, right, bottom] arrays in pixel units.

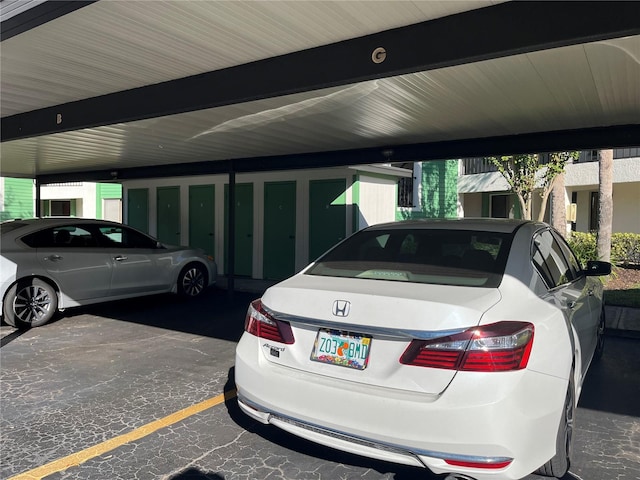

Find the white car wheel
[[537, 371, 574, 478]]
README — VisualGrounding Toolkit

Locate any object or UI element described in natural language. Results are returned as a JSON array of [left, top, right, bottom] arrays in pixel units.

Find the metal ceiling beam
[[0, 1, 98, 41], [3, 1, 639, 142], [34, 124, 640, 184]]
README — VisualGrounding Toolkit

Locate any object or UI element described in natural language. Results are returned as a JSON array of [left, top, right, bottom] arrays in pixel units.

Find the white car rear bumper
[[235, 334, 567, 480]]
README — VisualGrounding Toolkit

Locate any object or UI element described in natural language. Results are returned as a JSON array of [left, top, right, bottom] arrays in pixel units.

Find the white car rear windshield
[[306, 229, 512, 288]]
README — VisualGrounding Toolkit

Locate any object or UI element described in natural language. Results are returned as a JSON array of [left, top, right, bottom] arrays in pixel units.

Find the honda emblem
[[332, 300, 351, 317]]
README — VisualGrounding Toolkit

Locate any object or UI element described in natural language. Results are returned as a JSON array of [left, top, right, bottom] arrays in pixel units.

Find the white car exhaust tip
[[444, 474, 477, 480]]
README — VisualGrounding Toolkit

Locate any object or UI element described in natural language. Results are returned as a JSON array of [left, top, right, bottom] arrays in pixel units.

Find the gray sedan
[[1, 218, 217, 329]]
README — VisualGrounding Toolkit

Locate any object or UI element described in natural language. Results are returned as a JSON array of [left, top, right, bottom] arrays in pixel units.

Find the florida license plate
[[311, 329, 371, 370]]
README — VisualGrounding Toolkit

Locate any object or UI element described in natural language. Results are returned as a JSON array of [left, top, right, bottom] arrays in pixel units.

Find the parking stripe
[[9, 389, 237, 480]]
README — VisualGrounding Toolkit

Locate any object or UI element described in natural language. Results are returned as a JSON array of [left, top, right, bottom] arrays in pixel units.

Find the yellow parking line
[[9, 389, 237, 480]]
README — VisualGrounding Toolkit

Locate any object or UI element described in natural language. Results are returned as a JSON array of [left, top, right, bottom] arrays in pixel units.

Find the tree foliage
[[488, 152, 578, 221]]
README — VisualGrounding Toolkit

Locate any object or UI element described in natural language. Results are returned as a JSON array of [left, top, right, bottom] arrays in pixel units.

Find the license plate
[[311, 329, 371, 370]]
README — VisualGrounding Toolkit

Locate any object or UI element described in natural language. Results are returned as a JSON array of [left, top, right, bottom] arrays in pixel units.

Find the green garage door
[[189, 185, 215, 255], [157, 186, 180, 245], [264, 181, 296, 280], [127, 188, 149, 233], [224, 183, 253, 276], [309, 179, 346, 261]]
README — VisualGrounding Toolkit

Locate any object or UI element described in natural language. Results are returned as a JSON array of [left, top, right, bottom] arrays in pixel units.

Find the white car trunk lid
[[258, 274, 501, 395]]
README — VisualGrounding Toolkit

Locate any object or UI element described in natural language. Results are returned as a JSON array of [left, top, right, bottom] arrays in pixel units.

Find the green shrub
[[611, 233, 640, 265], [567, 231, 640, 266], [567, 232, 597, 267]]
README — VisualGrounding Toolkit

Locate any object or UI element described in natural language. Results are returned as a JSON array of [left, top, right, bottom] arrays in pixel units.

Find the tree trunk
[[537, 184, 552, 223], [516, 193, 529, 220], [550, 173, 567, 236], [597, 150, 613, 262]]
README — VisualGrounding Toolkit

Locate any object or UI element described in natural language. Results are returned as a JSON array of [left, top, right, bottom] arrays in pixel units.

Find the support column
[[227, 162, 235, 299], [35, 178, 42, 217]]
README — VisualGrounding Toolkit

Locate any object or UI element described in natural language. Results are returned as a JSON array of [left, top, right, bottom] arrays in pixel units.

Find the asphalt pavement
[[1, 287, 639, 480]]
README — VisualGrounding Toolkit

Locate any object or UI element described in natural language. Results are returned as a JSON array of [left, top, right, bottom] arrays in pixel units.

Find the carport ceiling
[[1, 1, 639, 182]]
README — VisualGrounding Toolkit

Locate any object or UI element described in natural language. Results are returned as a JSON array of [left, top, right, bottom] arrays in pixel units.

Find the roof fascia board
[[34, 124, 640, 184], [4, 1, 640, 141], [0, 0, 98, 41]]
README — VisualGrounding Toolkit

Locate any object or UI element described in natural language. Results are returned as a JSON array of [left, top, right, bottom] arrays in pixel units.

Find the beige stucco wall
[[565, 157, 640, 187], [457, 171, 508, 193], [573, 190, 592, 233], [356, 174, 397, 229], [460, 192, 483, 217], [41, 183, 97, 218], [613, 182, 640, 233]]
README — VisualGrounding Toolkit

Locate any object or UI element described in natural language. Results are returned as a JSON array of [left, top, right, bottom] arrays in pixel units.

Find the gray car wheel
[[2, 278, 58, 329], [178, 263, 207, 298]]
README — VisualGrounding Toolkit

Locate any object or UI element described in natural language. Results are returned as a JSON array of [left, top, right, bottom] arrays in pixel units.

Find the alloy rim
[[182, 268, 204, 296], [14, 285, 51, 323]]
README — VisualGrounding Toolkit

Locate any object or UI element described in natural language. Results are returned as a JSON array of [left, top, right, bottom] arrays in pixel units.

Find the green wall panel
[[351, 175, 360, 233], [1, 178, 33, 221], [398, 160, 458, 220], [96, 183, 122, 218]]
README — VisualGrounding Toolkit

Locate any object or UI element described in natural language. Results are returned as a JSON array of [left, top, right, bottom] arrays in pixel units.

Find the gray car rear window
[[306, 229, 512, 288]]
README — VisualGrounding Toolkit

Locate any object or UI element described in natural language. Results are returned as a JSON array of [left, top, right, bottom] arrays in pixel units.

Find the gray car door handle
[[44, 254, 62, 261], [114, 255, 128, 261]]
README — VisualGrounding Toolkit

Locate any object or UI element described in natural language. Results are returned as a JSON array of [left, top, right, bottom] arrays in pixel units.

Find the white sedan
[[235, 219, 610, 480], [1, 217, 217, 329]]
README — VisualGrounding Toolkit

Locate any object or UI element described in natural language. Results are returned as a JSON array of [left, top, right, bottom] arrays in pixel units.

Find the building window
[[575, 150, 599, 163], [461, 157, 498, 175], [50, 200, 71, 216], [613, 147, 640, 159], [490, 194, 516, 219], [571, 191, 577, 231], [398, 176, 414, 207], [394, 162, 416, 208]]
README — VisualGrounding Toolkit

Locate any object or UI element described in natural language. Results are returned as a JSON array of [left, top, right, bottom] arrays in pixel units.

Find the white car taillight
[[244, 299, 295, 344], [400, 321, 534, 372]]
